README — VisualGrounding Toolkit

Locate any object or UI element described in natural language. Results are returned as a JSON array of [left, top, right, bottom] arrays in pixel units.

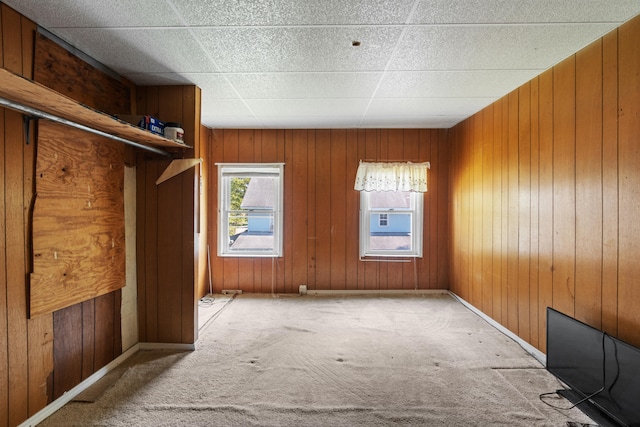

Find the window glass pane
[[219, 164, 283, 257], [369, 191, 411, 210], [360, 190, 422, 258], [368, 212, 413, 251]]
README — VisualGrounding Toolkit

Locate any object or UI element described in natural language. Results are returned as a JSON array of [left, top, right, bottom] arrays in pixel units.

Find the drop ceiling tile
[[367, 98, 495, 116], [391, 23, 617, 71], [359, 115, 466, 128], [3, 0, 182, 28], [51, 28, 215, 74], [226, 72, 382, 99], [258, 115, 363, 129], [123, 72, 194, 86], [201, 115, 262, 129], [193, 26, 403, 72], [172, 0, 415, 26], [409, 0, 640, 24], [245, 99, 370, 117], [376, 70, 540, 98], [182, 74, 241, 99], [202, 98, 255, 117]]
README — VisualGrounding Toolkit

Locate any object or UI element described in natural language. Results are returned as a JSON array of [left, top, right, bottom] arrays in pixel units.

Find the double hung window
[[217, 163, 284, 257]]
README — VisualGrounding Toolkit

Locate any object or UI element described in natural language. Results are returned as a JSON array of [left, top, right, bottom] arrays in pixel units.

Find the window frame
[[359, 190, 423, 258], [217, 163, 284, 258]]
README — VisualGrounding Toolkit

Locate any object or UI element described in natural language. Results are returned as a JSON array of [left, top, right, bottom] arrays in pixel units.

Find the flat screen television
[[546, 307, 640, 427]]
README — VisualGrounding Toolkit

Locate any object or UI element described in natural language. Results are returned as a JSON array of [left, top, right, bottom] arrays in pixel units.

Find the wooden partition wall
[[207, 128, 450, 293], [449, 15, 640, 352], [135, 85, 202, 345]]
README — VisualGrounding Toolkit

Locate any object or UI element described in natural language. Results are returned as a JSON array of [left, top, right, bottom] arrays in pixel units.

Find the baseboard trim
[[308, 289, 449, 296], [18, 343, 140, 427], [138, 342, 196, 351], [448, 291, 546, 365]]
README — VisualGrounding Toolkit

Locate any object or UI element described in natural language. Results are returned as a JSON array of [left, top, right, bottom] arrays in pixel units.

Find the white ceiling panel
[[226, 72, 382, 99], [172, 0, 417, 26], [193, 26, 404, 72], [258, 115, 364, 129], [3, 0, 640, 129], [390, 23, 618, 71], [7, 0, 182, 28], [246, 99, 370, 117], [359, 115, 465, 128], [375, 70, 539, 98], [52, 28, 215, 74], [410, 0, 640, 24], [366, 98, 495, 117]]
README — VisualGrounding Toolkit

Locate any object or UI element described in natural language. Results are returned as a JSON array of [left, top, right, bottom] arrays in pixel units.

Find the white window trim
[[217, 163, 284, 257], [378, 213, 389, 227], [359, 191, 423, 258]]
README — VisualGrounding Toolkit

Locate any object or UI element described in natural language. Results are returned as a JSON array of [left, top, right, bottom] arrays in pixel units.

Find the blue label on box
[[138, 116, 165, 135]]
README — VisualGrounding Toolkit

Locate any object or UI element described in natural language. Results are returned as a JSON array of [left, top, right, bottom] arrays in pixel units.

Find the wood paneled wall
[[0, 3, 133, 424], [449, 14, 640, 351], [0, 6, 54, 425], [207, 128, 450, 293], [135, 85, 202, 344]]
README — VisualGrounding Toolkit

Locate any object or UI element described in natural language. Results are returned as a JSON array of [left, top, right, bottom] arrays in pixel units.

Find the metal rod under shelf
[[0, 96, 172, 157]]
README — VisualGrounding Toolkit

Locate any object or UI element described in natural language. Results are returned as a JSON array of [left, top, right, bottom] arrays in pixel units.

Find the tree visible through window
[[217, 164, 284, 257]]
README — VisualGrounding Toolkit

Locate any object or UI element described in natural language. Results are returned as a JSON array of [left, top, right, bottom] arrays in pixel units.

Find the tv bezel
[[546, 307, 640, 427]]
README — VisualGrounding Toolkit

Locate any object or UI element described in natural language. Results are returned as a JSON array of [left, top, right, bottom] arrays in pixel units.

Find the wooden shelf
[[0, 67, 190, 150]]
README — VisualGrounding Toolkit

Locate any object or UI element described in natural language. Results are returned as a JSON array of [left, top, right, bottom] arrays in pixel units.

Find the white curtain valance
[[354, 161, 430, 192]]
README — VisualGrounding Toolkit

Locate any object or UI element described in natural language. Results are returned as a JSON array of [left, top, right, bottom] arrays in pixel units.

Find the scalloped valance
[[354, 161, 430, 192]]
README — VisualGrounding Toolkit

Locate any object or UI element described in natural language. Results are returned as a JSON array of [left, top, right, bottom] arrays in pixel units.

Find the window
[[354, 161, 428, 258], [378, 213, 389, 227], [359, 190, 423, 258], [217, 163, 284, 257]]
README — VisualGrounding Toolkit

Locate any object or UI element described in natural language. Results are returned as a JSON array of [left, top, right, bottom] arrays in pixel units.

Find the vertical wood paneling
[[529, 77, 540, 349], [575, 41, 603, 328], [552, 57, 577, 318], [315, 130, 332, 289], [518, 83, 531, 343], [292, 129, 308, 291], [601, 30, 619, 337], [617, 18, 640, 345], [507, 91, 519, 334], [481, 107, 494, 313], [537, 70, 554, 351], [450, 14, 640, 352], [207, 128, 450, 293]]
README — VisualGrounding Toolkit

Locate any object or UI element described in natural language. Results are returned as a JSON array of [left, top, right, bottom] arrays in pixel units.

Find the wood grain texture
[[450, 14, 640, 351], [206, 128, 450, 292], [135, 85, 200, 345], [31, 121, 125, 316], [617, 17, 640, 346], [34, 34, 131, 115]]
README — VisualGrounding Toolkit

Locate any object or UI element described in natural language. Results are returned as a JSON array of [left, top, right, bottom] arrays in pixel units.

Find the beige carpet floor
[[39, 293, 595, 426]]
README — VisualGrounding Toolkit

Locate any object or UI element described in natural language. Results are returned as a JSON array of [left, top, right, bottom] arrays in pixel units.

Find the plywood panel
[[31, 122, 126, 316], [34, 34, 130, 115]]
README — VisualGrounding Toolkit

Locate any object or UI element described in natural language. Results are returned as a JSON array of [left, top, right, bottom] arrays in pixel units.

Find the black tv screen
[[546, 307, 640, 427]]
